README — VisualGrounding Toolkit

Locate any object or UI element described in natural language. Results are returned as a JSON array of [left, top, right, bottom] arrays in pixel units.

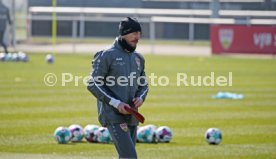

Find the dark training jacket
[[87, 37, 148, 126], [0, 3, 11, 31]]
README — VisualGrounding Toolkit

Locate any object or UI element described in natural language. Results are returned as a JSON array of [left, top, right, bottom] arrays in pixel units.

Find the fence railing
[[27, 7, 276, 54]]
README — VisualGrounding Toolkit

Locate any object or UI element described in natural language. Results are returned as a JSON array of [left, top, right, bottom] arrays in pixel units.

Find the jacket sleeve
[[87, 51, 121, 108], [135, 59, 149, 102]]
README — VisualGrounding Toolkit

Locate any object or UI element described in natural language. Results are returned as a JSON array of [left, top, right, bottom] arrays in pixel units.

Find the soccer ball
[[4, 53, 12, 61], [136, 125, 157, 143], [11, 53, 19, 61], [53, 127, 72, 144], [0, 53, 5, 61], [155, 126, 173, 143], [95, 127, 111, 143], [205, 128, 222, 145], [69, 124, 84, 142], [46, 54, 54, 63], [84, 124, 99, 143], [18, 51, 29, 62]]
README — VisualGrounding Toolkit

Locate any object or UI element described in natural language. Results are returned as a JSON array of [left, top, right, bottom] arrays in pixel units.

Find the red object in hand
[[124, 106, 145, 123]]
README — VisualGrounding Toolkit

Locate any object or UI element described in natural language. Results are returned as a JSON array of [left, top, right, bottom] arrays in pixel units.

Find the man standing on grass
[[87, 17, 148, 159], [0, 0, 12, 54]]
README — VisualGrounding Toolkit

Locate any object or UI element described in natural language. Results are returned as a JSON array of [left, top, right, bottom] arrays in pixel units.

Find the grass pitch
[[0, 53, 276, 159]]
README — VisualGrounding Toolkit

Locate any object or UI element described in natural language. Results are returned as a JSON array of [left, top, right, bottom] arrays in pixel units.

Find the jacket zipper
[[128, 53, 132, 106]]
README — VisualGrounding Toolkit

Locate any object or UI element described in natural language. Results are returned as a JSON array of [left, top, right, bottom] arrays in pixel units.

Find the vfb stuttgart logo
[[219, 29, 234, 50]]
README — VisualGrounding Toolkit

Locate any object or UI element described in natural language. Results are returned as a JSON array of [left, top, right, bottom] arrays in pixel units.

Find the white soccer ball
[[155, 126, 173, 143], [136, 125, 157, 143], [18, 51, 29, 62], [95, 127, 111, 143], [45, 54, 54, 63], [0, 53, 5, 61], [53, 126, 72, 144], [205, 128, 222, 145], [69, 124, 84, 142], [11, 53, 19, 61], [4, 53, 12, 61], [84, 124, 99, 143]]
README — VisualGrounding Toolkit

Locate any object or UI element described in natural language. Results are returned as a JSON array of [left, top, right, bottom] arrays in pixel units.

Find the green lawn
[[0, 53, 276, 159]]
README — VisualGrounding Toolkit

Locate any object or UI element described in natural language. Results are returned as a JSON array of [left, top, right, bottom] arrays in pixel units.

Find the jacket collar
[[113, 37, 135, 54]]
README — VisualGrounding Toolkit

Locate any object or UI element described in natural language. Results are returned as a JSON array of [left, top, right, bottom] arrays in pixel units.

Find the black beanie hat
[[119, 17, 141, 36]]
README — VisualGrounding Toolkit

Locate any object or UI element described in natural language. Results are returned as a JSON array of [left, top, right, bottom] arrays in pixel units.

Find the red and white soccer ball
[[95, 127, 111, 143], [155, 126, 173, 143], [69, 124, 84, 142], [84, 124, 99, 143]]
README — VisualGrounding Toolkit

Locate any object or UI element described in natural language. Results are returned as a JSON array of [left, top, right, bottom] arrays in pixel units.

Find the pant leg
[[128, 125, 137, 146], [107, 123, 137, 159], [0, 30, 8, 54]]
